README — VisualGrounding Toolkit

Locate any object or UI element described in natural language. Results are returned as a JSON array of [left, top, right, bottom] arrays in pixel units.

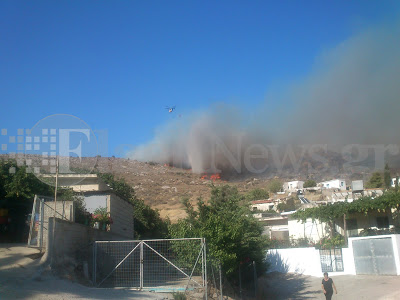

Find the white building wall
[[288, 218, 327, 242], [267, 235, 400, 278], [283, 181, 304, 192], [320, 179, 346, 191], [267, 247, 356, 277], [393, 235, 400, 275], [267, 248, 321, 276]]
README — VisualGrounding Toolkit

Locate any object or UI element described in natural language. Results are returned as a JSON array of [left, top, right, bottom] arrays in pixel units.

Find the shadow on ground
[[257, 272, 321, 300]]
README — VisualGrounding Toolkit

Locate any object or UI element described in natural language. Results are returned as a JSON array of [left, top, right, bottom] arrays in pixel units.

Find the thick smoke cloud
[[129, 24, 400, 174]]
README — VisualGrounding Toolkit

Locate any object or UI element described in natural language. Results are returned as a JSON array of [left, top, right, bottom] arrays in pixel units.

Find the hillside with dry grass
[[2, 154, 398, 222]]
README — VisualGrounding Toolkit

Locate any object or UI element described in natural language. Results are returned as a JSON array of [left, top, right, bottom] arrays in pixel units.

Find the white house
[[283, 181, 304, 192], [251, 199, 275, 212], [318, 179, 346, 191], [391, 177, 400, 188]]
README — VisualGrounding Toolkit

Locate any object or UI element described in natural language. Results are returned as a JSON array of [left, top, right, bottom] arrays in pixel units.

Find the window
[[376, 216, 389, 229], [346, 219, 358, 237]]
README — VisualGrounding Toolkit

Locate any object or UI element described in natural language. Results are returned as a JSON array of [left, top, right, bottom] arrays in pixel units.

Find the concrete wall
[[31, 197, 74, 249], [44, 217, 126, 269], [267, 248, 322, 277], [267, 247, 356, 277], [109, 193, 134, 239], [81, 192, 134, 239], [267, 236, 400, 277]]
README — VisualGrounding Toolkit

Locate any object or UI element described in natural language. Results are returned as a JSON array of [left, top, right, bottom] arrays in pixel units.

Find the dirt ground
[[258, 272, 400, 299], [3, 244, 400, 300], [0, 244, 172, 300]]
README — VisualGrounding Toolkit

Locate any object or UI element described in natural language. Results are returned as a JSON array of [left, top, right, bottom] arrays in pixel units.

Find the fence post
[[93, 242, 97, 285], [140, 241, 144, 290], [204, 238, 208, 300], [39, 198, 44, 251], [202, 241, 205, 288], [219, 264, 223, 300], [239, 264, 243, 300], [253, 261, 257, 297]]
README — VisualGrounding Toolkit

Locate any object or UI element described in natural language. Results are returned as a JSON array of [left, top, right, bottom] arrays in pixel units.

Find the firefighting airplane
[[165, 106, 176, 113]]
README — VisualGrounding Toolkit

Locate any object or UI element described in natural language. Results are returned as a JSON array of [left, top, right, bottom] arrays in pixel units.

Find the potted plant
[[91, 207, 113, 231]]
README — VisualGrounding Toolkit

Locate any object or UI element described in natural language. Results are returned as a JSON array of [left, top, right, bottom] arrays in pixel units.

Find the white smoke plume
[[129, 23, 400, 174]]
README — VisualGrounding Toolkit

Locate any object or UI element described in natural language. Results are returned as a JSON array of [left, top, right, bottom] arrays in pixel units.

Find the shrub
[[303, 179, 316, 188], [268, 180, 282, 193], [316, 235, 345, 249]]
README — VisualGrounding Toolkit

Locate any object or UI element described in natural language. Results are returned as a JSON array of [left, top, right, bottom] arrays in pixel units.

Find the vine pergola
[[292, 191, 400, 243]]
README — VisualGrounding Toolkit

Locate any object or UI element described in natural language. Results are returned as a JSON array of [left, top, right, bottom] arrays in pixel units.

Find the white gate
[[93, 238, 207, 292], [352, 237, 397, 275]]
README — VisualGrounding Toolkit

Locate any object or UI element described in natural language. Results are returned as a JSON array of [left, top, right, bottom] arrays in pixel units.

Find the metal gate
[[352, 237, 396, 275], [93, 238, 206, 292], [319, 248, 344, 272], [27, 195, 72, 248]]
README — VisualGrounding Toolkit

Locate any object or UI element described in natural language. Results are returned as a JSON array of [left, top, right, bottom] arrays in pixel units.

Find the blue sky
[[1, 0, 399, 157]]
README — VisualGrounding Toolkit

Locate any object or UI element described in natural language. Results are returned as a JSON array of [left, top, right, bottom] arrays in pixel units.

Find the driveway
[[0, 244, 171, 300], [258, 272, 400, 299]]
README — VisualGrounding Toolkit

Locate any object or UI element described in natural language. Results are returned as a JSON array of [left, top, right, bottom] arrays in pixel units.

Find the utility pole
[[219, 264, 223, 300], [343, 214, 347, 246], [53, 156, 59, 218], [51, 156, 59, 267]]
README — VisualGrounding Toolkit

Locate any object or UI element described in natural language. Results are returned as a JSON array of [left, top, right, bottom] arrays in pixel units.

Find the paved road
[[0, 244, 170, 300], [259, 272, 400, 299]]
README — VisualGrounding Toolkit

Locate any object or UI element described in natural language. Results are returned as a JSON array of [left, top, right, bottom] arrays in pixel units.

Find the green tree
[[366, 172, 384, 189], [169, 185, 268, 277], [303, 179, 316, 188], [0, 160, 53, 199], [384, 163, 392, 189], [268, 179, 282, 193], [276, 198, 296, 212], [245, 188, 269, 201]]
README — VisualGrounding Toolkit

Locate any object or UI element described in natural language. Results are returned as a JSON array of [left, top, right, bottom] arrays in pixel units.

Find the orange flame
[[210, 174, 221, 181], [200, 173, 221, 181]]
